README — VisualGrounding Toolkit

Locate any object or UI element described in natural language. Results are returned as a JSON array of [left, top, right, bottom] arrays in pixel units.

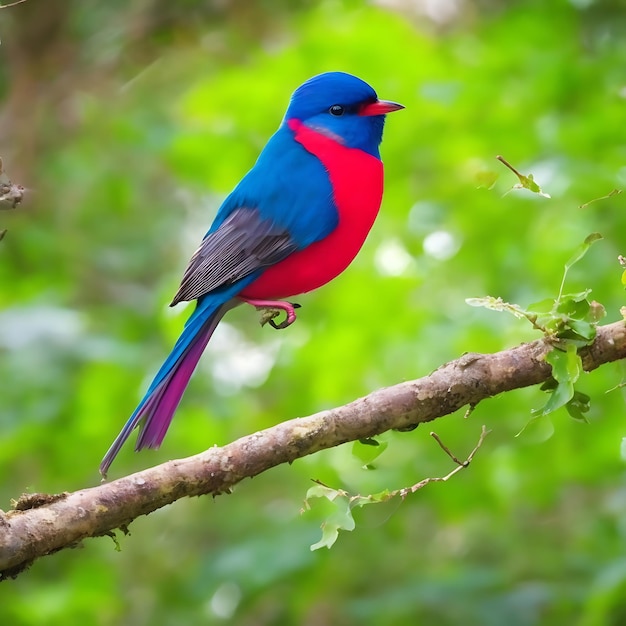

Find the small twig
[[463, 403, 477, 419], [579, 189, 622, 209], [0, 0, 28, 8], [399, 425, 490, 498], [496, 155, 523, 178], [309, 426, 490, 505], [430, 430, 467, 466], [495, 154, 550, 198], [0, 184, 25, 209], [0, 157, 26, 210]]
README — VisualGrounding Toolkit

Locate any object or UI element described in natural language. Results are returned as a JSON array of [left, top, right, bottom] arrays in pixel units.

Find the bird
[[100, 71, 403, 476]]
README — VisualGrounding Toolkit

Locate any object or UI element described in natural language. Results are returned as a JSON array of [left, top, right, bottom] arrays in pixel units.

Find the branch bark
[[2, 320, 625, 580]]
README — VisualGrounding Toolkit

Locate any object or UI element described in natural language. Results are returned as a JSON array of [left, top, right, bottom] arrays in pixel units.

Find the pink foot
[[240, 297, 301, 329]]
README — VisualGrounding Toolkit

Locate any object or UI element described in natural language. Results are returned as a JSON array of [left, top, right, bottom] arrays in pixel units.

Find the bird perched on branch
[[100, 71, 404, 476]]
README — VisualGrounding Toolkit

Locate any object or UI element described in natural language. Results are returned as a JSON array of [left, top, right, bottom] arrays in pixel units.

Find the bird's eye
[[329, 105, 345, 117]]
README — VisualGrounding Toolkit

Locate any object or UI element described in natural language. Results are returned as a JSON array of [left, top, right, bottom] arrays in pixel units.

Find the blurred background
[[1, 0, 626, 624]]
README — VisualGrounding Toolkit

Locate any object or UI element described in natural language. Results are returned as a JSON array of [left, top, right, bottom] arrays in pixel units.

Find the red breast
[[240, 119, 384, 300]]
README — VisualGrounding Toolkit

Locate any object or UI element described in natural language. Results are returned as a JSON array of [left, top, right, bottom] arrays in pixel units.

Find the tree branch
[[1, 320, 625, 580], [0, 0, 28, 8]]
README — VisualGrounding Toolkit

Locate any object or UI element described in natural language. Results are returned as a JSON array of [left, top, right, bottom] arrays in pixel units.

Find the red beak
[[359, 99, 405, 116]]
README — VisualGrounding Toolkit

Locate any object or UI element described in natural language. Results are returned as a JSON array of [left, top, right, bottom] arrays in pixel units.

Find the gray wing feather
[[170, 208, 298, 305]]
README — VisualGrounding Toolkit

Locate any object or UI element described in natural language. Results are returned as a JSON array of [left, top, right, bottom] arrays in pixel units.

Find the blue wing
[[228, 124, 339, 247]]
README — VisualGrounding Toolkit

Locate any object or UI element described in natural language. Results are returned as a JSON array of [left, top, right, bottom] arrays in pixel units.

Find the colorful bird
[[100, 71, 403, 476]]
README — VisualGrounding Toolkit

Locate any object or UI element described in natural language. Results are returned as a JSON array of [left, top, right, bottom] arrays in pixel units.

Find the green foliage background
[[2, 0, 626, 624]]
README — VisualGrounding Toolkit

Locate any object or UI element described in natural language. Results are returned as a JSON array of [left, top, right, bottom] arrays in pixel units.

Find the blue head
[[283, 72, 403, 157]]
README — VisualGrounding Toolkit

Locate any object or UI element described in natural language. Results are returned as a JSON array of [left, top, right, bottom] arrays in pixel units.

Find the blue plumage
[[219, 128, 338, 247]]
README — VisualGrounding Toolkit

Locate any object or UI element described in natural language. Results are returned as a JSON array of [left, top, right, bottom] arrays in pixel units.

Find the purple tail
[[100, 298, 235, 477]]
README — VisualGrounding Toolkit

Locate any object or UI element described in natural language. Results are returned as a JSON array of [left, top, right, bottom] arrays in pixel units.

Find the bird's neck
[[286, 117, 382, 159], [287, 116, 384, 232]]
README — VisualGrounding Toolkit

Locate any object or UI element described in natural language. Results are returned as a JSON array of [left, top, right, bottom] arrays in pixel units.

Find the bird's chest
[[241, 121, 384, 299], [288, 118, 384, 224]]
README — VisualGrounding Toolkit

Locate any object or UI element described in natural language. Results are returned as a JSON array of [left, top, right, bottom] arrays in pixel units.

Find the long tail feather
[[100, 298, 236, 477]]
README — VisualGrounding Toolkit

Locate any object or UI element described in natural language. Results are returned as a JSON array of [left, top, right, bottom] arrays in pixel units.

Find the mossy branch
[[1, 320, 625, 580]]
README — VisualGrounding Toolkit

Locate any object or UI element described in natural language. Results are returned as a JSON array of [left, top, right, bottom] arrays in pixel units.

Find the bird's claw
[[258, 302, 301, 329], [241, 297, 301, 330], [267, 302, 301, 329]]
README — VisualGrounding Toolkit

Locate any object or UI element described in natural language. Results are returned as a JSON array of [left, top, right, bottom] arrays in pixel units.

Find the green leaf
[[564, 234, 603, 273], [305, 484, 343, 503], [532, 345, 581, 417], [352, 439, 388, 469], [310, 498, 355, 551], [539, 378, 558, 393], [310, 525, 339, 551], [526, 298, 558, 316], [564, 319, 596, 342], [555, 292, 592, 312], [533, 378, 573, 417], [550, 343, 582, 384], [519, 414, 555, 443], [509, 174, 549, 197], [558, 234, 603, 299], [514, 172, 551, 197], [566, 390, 591, 422]]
